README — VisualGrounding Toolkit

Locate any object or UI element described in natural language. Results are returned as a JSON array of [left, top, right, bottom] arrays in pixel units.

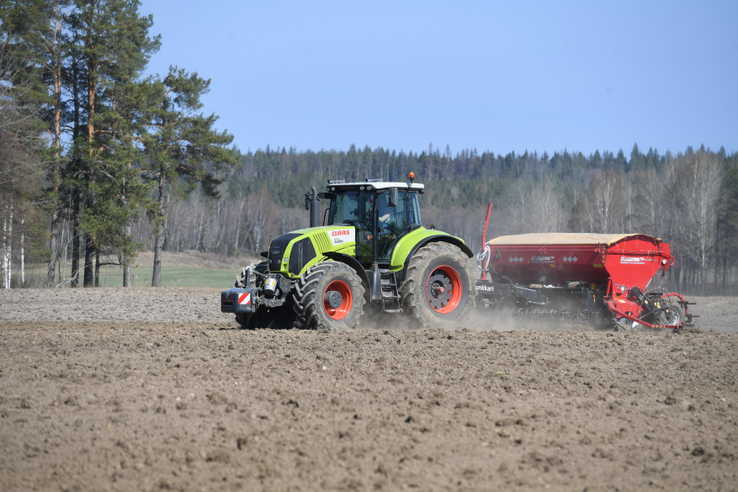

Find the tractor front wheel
[[293, 262, 366, 330], [400, 242, 474, 329]]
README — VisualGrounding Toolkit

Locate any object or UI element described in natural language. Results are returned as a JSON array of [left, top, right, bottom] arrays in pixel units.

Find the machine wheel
[[399, 242, 474, 329], [660, 304, 685, 326], [292, 262, 366, 330]]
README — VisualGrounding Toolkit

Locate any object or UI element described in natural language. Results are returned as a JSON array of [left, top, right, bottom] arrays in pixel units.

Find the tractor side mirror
[[389, 187, 398, 207]]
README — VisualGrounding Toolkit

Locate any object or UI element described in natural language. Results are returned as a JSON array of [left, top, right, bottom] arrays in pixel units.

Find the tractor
[[221, 173, 475, 329]]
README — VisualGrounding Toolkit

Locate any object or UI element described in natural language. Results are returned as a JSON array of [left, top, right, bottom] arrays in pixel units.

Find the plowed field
[[1, 289, 736, 491]]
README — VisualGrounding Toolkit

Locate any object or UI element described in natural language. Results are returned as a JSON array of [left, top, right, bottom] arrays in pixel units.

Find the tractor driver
[[377, 195, 394, 232]]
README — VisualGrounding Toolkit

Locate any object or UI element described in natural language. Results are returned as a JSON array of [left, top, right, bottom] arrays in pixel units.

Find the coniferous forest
[[2, 1, 737, 294]]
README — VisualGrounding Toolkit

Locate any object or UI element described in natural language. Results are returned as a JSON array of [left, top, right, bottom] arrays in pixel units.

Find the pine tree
[[140, 66, 236, 287], [630, 143, 644, 172], [67, 0, 160, 287]]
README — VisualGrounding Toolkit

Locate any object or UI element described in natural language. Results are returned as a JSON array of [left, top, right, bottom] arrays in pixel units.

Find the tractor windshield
[[377, 190, 420, 232], [327, 189, 375, 227]]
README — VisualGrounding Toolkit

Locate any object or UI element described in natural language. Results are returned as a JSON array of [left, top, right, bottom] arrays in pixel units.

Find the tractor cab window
[[328, 190, 374, 229], [377, 190, 417, 260], [408, 192, 421, 228]]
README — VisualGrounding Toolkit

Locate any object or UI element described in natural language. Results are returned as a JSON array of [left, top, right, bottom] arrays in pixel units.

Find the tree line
[[1, 0, 237, 288], [2, 2, 737, 295], [153, 144, 733, 295]]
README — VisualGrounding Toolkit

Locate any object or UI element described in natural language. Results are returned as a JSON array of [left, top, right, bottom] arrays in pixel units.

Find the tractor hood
[[267, 225, 357, 277]]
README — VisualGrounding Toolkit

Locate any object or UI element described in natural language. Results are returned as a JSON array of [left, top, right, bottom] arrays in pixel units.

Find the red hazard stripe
[[238, 293, 251, 305]]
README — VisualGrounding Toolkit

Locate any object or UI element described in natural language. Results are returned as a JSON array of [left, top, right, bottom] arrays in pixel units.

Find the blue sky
[[141, 0, 737, 157]]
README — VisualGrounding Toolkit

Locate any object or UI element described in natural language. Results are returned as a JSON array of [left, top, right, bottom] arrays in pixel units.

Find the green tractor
[[221, 174, 474, 329]]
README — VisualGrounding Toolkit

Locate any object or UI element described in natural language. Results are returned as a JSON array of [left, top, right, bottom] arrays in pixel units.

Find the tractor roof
[[325, 180, 424, 192]]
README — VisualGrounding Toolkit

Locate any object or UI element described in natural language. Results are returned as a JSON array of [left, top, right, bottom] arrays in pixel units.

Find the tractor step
[[379, 268, 402, 312], [379, 269, 399, 298]]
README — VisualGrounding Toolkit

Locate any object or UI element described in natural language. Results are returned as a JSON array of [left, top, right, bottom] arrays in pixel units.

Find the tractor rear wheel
[[293, 262, 366, 330], [400, 242, 474, 329]]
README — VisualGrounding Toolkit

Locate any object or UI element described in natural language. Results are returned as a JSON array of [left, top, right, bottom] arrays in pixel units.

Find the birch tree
[[0, 37, 47, 288], [580, 171, 624, 233], [508, 180, 566, 233], [674, 151, 723, 293]]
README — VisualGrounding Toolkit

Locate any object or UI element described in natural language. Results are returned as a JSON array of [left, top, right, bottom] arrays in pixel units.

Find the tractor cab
[[317, 178, 424, 267]]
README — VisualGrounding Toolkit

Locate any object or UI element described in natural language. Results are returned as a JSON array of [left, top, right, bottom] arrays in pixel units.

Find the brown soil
[[1, 289, 736, 491]]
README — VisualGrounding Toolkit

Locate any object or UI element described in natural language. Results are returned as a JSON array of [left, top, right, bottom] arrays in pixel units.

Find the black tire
[[235, 312, 258, 330], [399, 242, 474, 329], [292, 262, 366, 330]]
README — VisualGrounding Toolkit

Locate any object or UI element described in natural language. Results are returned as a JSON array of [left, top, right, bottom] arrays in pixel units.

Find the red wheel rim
[[425, 265, 462, 314], [324, 280, 352, 320]]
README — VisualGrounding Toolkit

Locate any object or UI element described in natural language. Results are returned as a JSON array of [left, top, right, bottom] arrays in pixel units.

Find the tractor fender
[[322, 251, 371, 296], [398, 234, 473, 284]]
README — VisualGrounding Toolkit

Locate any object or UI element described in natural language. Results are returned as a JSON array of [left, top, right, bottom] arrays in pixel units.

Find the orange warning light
[[408, 171, 415, 183]]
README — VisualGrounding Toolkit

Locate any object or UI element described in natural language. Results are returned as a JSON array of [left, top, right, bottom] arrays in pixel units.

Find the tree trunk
[[46, 9, 64, 288], [59, 218, 68, 287], [152, 227, 163, 287], [151, 169, 166, 287], [94, 249, 100, 287], [71, 190, 80, 288], [82, 28, 98, 289], [123, 256, 133, 287], [84, 233, 94, 287], [2, 206, 9, 289], [47, 211, 59, 287], [722, 255, 728, 292], [20, 217, 24, 287], [4, 201, 13, 288], [123, 222, 133, 287], [83, 189, 95, 288], [234, 199, 245, 252]]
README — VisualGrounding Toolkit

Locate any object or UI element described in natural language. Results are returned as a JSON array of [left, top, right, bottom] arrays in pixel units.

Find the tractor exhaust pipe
[[306, 186, 320, 227]]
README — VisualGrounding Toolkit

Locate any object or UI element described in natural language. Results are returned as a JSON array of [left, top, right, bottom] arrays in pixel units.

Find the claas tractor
[[221, 173, 475, 329]]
